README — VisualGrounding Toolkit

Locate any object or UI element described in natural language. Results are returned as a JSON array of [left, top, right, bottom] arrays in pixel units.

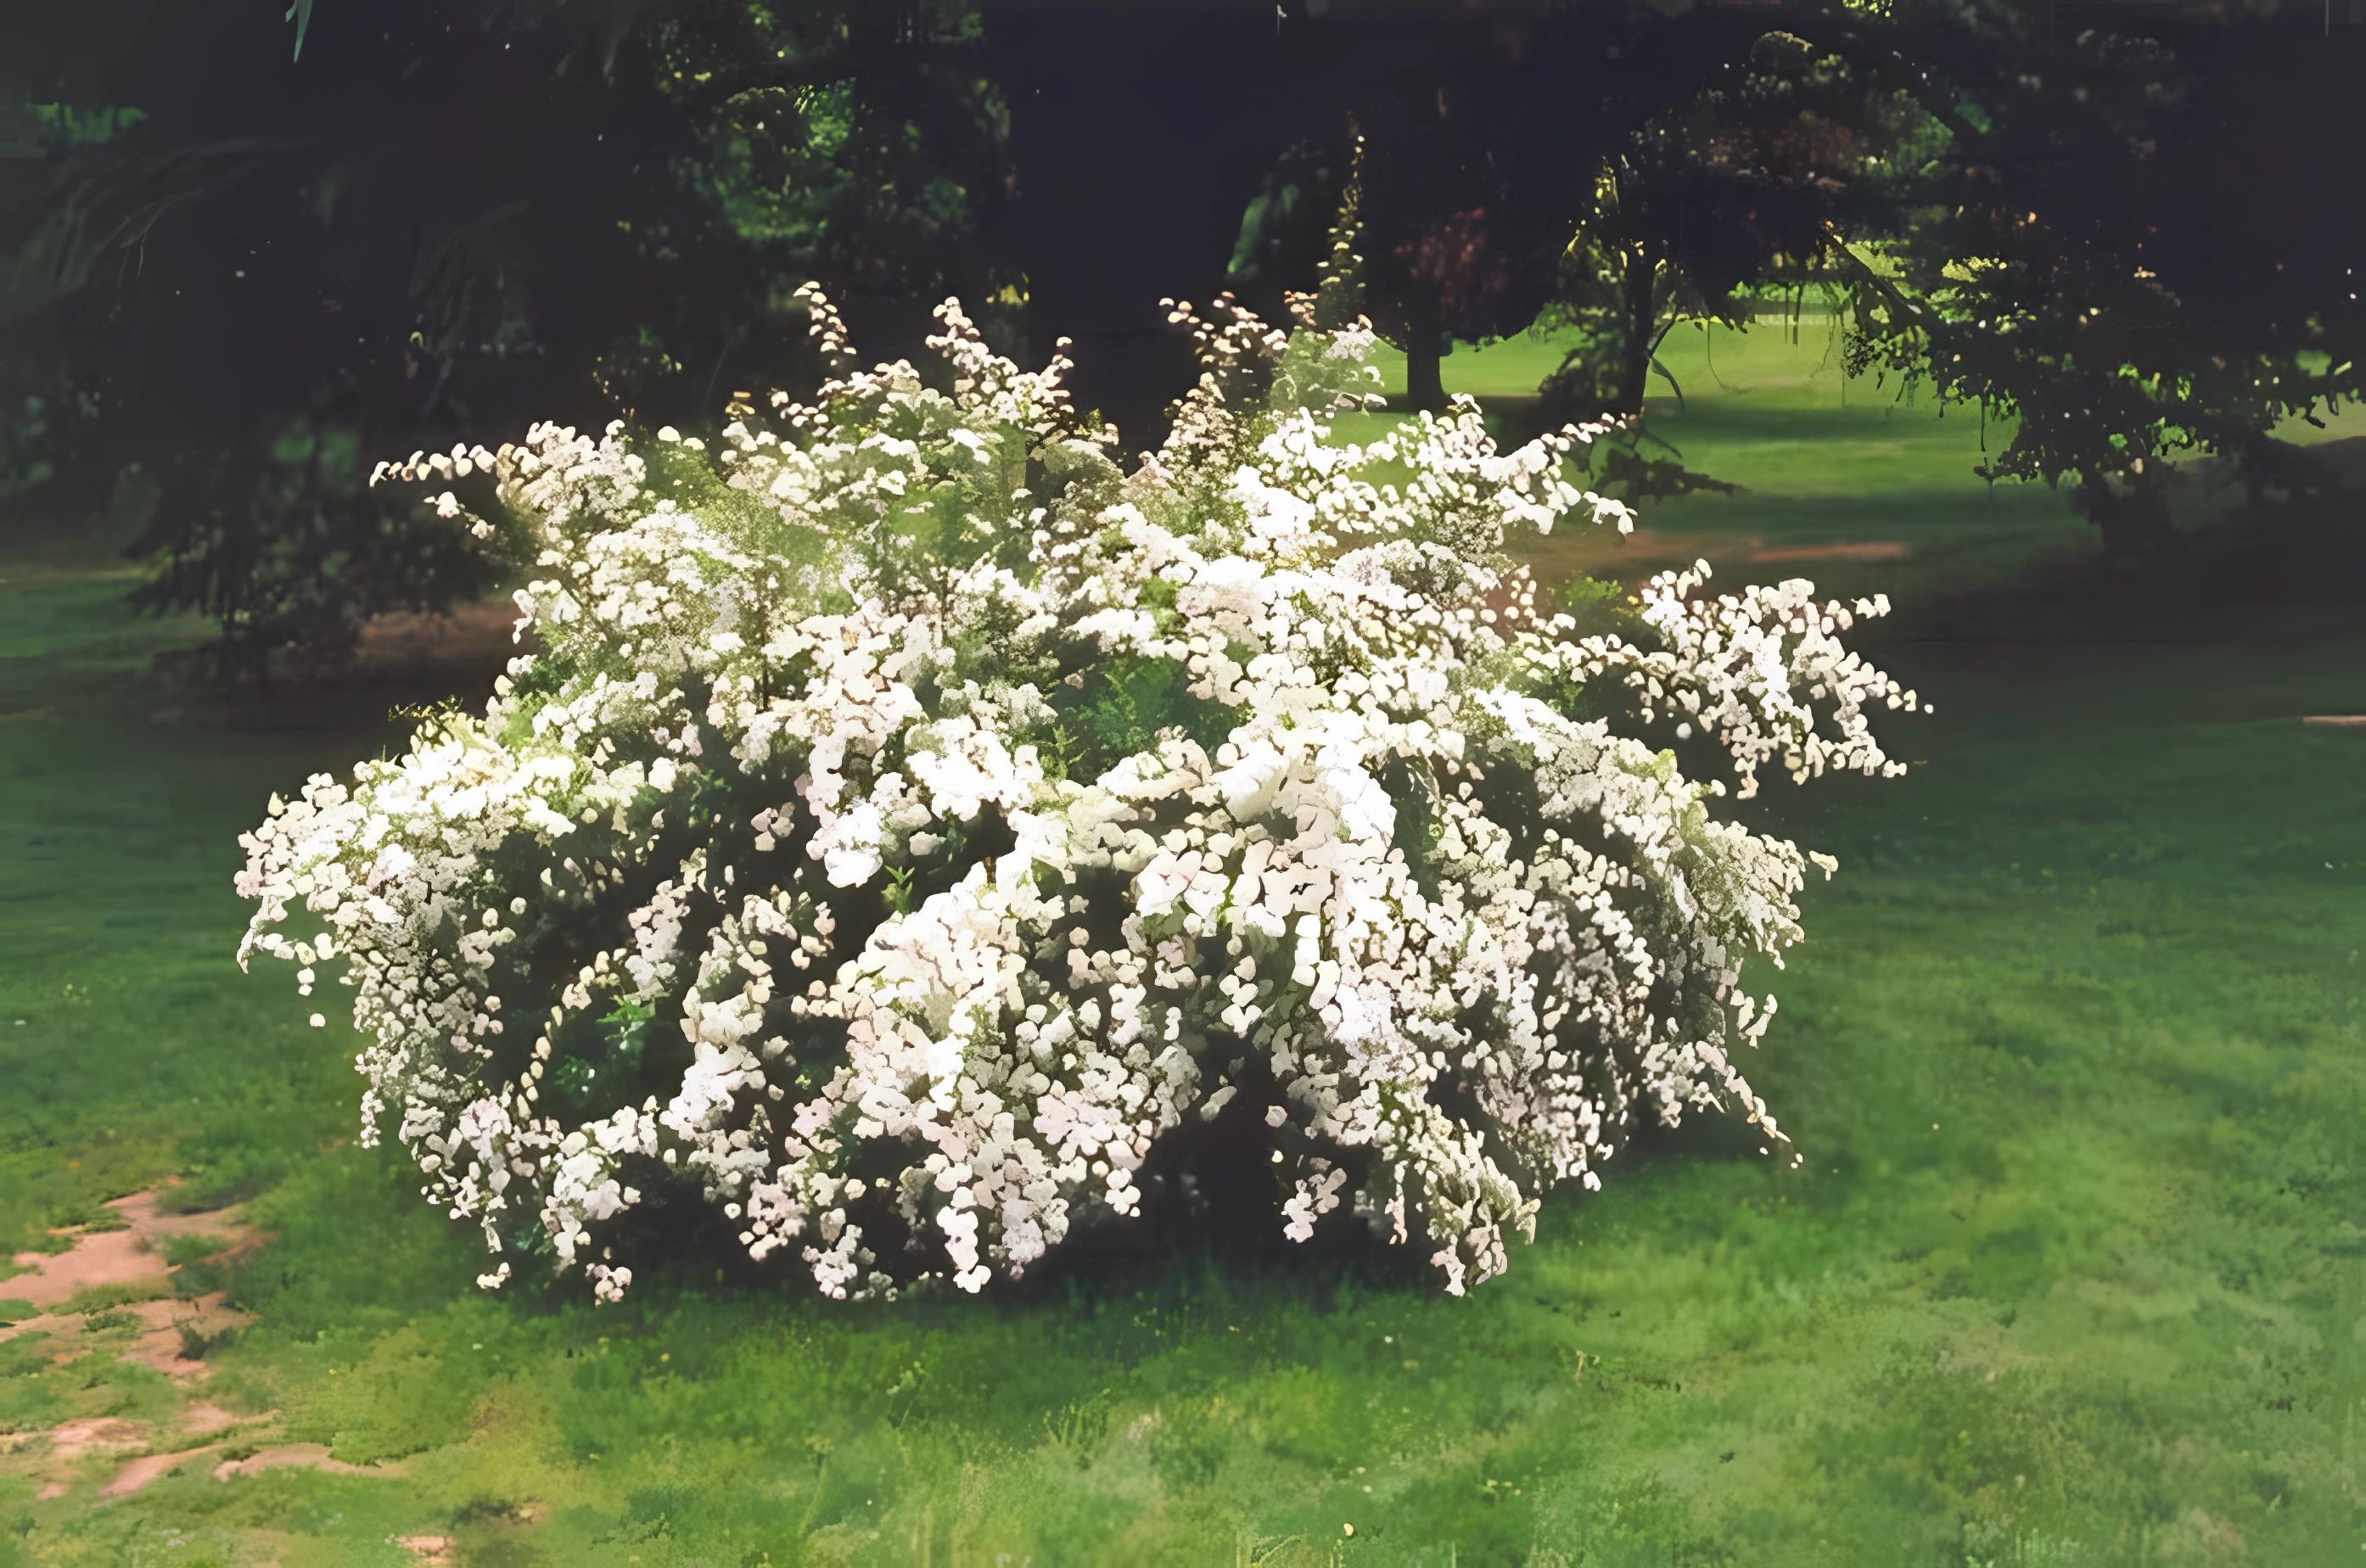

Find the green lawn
[[2, 327, 2361, 1566]]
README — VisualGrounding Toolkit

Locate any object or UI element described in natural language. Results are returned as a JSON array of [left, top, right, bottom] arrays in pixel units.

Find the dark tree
[[1532, 27, 1921, 424], [1836, 7, 2366, 555], [1198, 3, 1925, 435], [0, 0, 1013, 680]]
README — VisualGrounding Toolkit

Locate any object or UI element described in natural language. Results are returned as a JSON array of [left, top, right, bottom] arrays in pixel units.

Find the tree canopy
[[1, 0, 1012, 677], [4, 0, 2361, 680]]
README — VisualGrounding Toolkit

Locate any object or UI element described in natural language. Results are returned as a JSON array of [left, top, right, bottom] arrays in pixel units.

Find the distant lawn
[[1, 325, 2360, 1565], [1364, 317, 2366, 606]]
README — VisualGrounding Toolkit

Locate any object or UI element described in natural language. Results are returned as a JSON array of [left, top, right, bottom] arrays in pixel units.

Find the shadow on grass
[[150, 602, 521, 734], [1906, 480, 2366, 647], [426, 1078, 1786, 1338]]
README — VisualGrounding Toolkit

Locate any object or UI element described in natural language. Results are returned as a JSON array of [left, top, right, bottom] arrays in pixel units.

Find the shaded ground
[[0, 326, 2360, 1565]]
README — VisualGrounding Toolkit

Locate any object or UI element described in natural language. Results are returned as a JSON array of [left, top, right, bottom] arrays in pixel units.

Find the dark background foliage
[[3, 0, 2361, 678]]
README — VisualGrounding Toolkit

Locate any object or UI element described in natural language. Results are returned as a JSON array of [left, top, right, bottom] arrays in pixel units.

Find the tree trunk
[[1404, 317, 1447, 413], [982, 2, 1293, 456], [1615, 243, 1657, 418], [2083, 472, 2174, 564]]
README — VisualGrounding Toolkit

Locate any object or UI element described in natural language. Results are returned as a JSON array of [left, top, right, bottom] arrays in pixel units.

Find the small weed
[[1041, 1390, 1113, 1467], [61, 1282, 152, 1315], [176, 1320, 238, 1361], [158, 1232, 233, 1268]]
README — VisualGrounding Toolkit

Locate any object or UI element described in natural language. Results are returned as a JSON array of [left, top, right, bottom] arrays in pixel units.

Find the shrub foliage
[[238, 286, 1917, 1301]]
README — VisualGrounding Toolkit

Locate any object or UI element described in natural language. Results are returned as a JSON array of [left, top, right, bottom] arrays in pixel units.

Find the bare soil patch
[[2, 1417, 147, 1461], [0, 1293, 256, 1380], [100, 1445, 222, 1498], [1751, 540, 1913, 564], [0, 1190, 278, 1502], [213, 1443, 406, 1482], [0, 1414, 216, 1504], [2, 1190, 258, 1313], [353, 599, 521, 673], [182, 1403, 244, 1437], [1517, 528, 1914, 588]]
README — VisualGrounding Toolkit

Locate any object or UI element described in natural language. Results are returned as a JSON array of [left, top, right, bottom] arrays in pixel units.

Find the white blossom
[[243, 288, 1915, 1302]]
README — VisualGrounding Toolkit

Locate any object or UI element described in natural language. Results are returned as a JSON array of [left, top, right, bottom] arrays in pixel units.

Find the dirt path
[[3, 1190, 251, 1311], [3, 1181, 422, 1505], [1515, 526, 1915, 588], [0, 1188, 285, 1503]]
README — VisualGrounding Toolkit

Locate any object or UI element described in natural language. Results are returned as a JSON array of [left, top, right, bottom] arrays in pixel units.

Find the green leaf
[[285, 0, 314, 62]]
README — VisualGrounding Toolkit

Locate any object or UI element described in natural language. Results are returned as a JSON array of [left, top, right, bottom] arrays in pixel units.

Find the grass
[[1, 325, 2362, 1565]]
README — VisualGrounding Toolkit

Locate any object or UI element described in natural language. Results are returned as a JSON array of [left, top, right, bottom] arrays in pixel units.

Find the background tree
[[667, 0, 1018, 362], [1533, 28, 1922, 423], [0, 0, 1013, 681], [1205, 0, 2366, 550], [1201, 4, 1923, 438], [1222, 141, 1346, 329], [14, 0, 2360, 649], [1836, 13, 2366, 555], [1344, 15, 1580, 415]]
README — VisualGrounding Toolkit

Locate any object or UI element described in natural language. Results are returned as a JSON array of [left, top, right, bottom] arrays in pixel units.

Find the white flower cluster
[[238, 288, 1916, 1301]]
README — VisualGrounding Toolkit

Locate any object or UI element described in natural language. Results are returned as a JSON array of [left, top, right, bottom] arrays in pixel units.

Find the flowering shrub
[[237, 283, 1920, 1302]]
